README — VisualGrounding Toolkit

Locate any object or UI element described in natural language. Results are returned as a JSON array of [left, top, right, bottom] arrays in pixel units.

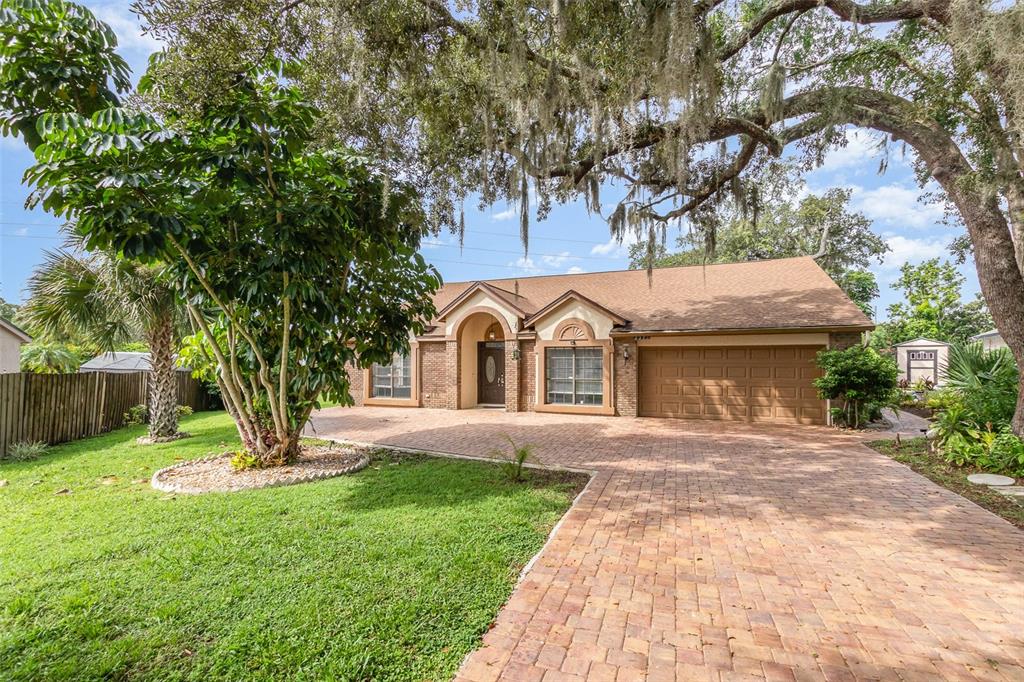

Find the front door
[[477, 342, 506, 405]]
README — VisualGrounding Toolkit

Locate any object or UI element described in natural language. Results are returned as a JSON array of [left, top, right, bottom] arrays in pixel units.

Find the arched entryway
[[455, 310, 508, 408]]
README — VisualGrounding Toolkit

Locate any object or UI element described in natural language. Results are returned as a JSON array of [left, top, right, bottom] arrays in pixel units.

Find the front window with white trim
[[371, 352, 412, 398], [545, 347, 602, 406]]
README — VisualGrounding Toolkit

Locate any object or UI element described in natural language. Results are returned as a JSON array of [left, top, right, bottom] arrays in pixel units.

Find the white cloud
[[566, 266, 585, 274], [591, 231, 640, 257], [848, 183, 946, 229], [507, 256, 542, 276], [540, 251, 574, 268], [878, 235, 947, 271], [14, 228, 28, 236], [90, 4, 162, 53], [491, 208, 516, 222], [820, 130, 884, 172]]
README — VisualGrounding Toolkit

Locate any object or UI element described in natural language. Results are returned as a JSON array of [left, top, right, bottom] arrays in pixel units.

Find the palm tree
[[21, 242, 187, 440]]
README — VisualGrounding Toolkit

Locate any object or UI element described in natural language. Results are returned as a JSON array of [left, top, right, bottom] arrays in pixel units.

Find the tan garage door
[[638, 346, 826, 424]]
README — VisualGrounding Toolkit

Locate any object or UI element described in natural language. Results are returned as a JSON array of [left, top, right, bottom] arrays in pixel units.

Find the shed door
[[638, 346, 826, 424]]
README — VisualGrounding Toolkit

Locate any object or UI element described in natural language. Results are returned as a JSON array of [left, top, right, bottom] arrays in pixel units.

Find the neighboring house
[[893, 338, 950, 387], [347, 256, 874, 425], [80, 351, 189, 374], [972, 328, 1007, 351], [0, 318, 32, 374]]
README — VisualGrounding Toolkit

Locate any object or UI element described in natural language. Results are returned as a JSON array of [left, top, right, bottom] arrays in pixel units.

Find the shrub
[[230, 450, 261, 472], [943, 426, 1024, 477], [930, 404, 975, 447], [942, 342, 1019, 429], [491, 436, 535, 482], [125, 404, 192, 426], [925, 389, 963, 412], [4, 441, 47, 462], [814, 346, 900, 429], [124, 404, 148, 426]]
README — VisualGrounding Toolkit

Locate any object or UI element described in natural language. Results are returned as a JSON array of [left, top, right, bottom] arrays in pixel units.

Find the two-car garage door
[[638, 346, 826, 424]]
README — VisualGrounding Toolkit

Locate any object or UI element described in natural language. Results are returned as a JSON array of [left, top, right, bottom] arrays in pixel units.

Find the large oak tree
[[138, 0, 1023, 433]]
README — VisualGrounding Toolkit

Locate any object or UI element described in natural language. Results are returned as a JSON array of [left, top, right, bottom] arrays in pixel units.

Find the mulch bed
[[152, 444, 369, 494]]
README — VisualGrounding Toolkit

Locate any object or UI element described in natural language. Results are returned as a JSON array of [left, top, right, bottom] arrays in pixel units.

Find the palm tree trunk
[[147, 317, 180, 439]]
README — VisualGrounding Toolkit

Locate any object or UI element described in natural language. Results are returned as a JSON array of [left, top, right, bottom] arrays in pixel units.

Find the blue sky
[[0, 3, 974, 320]]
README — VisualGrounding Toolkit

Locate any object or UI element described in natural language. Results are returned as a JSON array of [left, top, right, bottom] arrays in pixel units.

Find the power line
[[422, 242, 625, 262], [0, 232, 63, 240]]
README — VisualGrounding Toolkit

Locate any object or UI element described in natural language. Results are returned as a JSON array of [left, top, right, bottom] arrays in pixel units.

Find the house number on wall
[[485, 356, 496, 382]]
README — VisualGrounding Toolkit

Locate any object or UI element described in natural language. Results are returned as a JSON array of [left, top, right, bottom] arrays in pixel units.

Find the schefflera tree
[[1, 1, 440, 466]]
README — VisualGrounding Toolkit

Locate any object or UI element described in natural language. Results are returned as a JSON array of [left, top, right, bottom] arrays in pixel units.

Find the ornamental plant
[[814, 346, 899, 429], [0, 1, 440, 466]]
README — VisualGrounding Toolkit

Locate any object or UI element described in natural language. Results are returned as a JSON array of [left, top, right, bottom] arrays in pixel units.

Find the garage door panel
[[638, 345, 825, 425]]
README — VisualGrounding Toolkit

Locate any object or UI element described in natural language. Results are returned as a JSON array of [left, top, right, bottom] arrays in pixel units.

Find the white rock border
[[151, 450, 370, 495]]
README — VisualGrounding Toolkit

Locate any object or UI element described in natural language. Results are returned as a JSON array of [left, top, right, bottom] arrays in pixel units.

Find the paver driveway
[[310, 407, 1024, 682]]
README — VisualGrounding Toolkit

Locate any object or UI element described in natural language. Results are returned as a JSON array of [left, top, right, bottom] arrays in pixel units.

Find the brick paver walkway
[[310, 407, 1024, 682]]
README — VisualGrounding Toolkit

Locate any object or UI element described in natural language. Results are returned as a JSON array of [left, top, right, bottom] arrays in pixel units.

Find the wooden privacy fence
[[0, 371, 210, 458]]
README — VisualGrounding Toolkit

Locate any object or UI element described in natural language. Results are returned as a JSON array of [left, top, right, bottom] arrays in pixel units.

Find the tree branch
[[718, 0, 951, 63]]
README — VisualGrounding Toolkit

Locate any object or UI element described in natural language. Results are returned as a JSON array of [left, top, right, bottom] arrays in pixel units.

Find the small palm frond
[[942, 342, 1018, 391]]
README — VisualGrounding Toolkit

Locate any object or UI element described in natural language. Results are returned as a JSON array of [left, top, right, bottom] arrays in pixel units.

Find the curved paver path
[[309, 407, 1024, 682]]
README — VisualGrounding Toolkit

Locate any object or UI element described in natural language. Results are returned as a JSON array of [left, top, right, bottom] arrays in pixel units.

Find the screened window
[[371, 352, 412, 399], [545, 347, 603, 406]]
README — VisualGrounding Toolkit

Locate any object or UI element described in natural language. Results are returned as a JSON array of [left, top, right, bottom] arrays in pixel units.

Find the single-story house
[[80, 351, 189, 374], [0, 318, 32, 374], [972, 328, 1007, 351], [347, 256, 874, 425], [893, 338, 950, 387]]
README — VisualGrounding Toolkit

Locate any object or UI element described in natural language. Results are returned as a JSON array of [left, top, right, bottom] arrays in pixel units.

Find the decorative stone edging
[[151, 451, 370, 495]]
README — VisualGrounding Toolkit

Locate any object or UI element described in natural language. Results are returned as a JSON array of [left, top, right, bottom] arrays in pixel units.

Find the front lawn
[[0, 412, 585, 681], [867, 437, 1024, 529]]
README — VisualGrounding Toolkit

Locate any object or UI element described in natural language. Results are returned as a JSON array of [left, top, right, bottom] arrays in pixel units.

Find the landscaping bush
[[943, 426, 1024, 477], [3, 441, 47, 462], [814, 346, 900, 429], [925, 344, 1022, 477], [925, 388, 964, 413], [124, 404, 195, 426], [942, 342, 1019, 429], [124, 404, 148, 426]]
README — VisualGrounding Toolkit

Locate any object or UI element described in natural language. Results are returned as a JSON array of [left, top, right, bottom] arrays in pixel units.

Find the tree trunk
[[932, 170, 1024, 436], [147, 316, 181, 439]]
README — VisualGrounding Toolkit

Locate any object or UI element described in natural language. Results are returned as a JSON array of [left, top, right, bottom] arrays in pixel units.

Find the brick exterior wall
[[829, 331, 864, 350], [420, 342, 448, 408], [504, 340, 520, 412], [613, 339, 638, 417], [519, 340, 536, 411], [346, 362, 364, 406], [445, 340, 460, 409]]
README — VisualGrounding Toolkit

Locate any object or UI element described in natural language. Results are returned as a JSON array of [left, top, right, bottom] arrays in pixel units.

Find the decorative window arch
[[553, 318, 596, 343]]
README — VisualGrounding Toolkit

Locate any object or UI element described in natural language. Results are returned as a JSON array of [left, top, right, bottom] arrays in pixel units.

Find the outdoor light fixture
[[511, 348, 521, 360], [623, 345, 631, 362]]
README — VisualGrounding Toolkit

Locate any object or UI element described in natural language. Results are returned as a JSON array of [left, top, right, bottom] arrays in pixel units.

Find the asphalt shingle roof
[[429, 256, 873, 333]]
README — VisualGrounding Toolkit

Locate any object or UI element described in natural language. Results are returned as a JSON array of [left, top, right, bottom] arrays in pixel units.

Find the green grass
[[867, 437, 1024, 529], [0, 412, 586, 681]]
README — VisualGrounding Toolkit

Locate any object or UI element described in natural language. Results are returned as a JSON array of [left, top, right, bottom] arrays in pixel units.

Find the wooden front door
[[477, 342, 506, 405]]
